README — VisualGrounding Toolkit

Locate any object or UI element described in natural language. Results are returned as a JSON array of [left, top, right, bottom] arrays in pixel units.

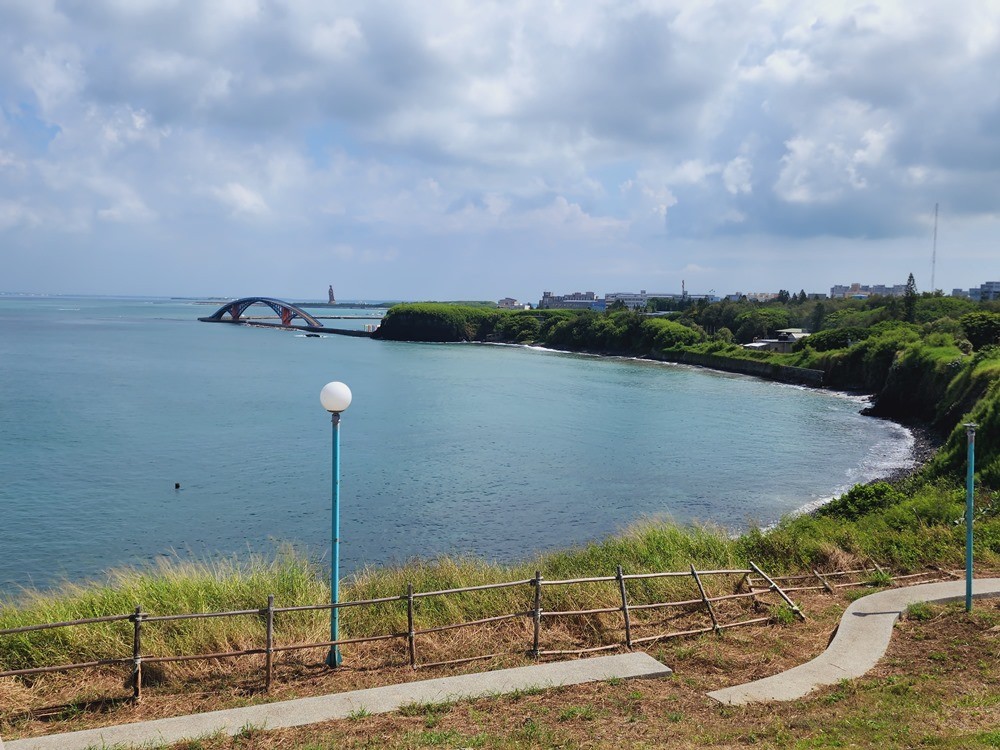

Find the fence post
[[131, 605, 143, 702], [616, 565, 633, 648], [811, 569, 834, 594], [265, 594, 274, 692], [406, 584, 416, 668], [750, 561, 806, 621], [690, 564, 719, 634], [531, 570, 542, 658]]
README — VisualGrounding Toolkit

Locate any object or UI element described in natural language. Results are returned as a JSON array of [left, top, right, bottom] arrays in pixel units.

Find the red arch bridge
[[198, 297, 373, 337]]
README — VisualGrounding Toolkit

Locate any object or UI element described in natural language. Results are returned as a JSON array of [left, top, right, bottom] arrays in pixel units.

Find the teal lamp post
[[965, 423, 977, 612], [320, 381, 353, 667]]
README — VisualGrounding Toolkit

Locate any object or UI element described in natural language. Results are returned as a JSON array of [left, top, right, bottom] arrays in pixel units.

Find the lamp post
[[965, 423, 977, 612], [320, 381, 352, 667]]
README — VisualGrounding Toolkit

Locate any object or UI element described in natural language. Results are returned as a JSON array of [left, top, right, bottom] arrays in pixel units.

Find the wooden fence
[[4, 559, 897, 704]]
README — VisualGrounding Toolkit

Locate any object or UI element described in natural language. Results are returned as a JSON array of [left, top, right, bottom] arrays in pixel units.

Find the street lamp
[[320, 381, 352, 667], [965, 423, 977, 612]]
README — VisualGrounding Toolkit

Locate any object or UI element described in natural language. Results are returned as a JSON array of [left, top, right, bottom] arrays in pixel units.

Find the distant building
[[605, 289, 720, 308], [538, 291, 603, 311], [745, 292, 780, 302], [724, 292, 782, 302], [498, 297, 530, 309], [715, 291, 827, 302], [743, 328, 811, 354], [605, 290, 655, 309], [953, 281, 1000, 301], [830, 282, 907, 299]]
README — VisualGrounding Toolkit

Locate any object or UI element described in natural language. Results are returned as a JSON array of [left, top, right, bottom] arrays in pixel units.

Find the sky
[[1, 0, 998, 303]]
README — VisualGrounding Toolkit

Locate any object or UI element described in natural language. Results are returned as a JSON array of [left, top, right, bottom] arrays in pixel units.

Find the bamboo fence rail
[[0, 561, 944, 704]]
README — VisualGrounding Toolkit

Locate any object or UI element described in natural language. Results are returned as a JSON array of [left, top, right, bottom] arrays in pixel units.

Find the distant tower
[[328, 285, 336, 304], [931, 203, 938, 293]]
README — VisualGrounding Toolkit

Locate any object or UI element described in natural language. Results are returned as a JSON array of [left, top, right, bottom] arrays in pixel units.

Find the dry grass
[[0, 563, 803, 732], [157, 595, 999, 748], [2, 566, 995, 749], [0, 582, 835, 740]]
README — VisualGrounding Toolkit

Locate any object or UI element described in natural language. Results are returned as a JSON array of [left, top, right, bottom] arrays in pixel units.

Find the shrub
[[795, 326, 868, 352], [960, 311, 1000, 350], [712, 327, 734, 344], [818, 482, 907, 522], [642, 317, 704, 350]]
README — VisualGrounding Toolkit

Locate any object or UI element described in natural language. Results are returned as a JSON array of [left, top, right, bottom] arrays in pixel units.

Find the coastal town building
[[726, 292, 783, 302], [498, 297, 530, 309], [952, 281, 1000, 301], [538, 291, 604, 311], [605, 291, 658, 308], [830, 282, 907, 299], [605, 290, 721, 308], [743, 328, 811, 354]]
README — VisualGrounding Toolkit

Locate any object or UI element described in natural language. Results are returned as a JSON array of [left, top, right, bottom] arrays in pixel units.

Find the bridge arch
[[201, 297, 324, 328]]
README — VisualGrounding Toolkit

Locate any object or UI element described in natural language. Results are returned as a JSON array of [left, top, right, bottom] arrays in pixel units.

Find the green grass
[[557, 705, 596, 721], [905, 602, 935, 621], [3, 475, 999, 674]]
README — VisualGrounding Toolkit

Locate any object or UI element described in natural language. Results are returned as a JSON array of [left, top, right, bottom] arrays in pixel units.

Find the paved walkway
[[5, 652, 672, 750], [708, 577, 1000, 705]]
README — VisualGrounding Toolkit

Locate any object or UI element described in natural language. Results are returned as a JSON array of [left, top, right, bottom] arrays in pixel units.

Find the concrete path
[[709, 577, 1000, 705], [6, 652, 671, 750]]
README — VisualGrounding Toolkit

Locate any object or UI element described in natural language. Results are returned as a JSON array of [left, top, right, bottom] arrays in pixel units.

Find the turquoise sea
[[0, 296, 914, 594]]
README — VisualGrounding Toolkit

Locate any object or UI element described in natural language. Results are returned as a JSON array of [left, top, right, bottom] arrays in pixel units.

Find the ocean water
[[0, 297, 914, 593]]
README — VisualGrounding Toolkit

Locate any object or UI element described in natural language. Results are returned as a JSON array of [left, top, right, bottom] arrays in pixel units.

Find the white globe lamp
[[320, 381, 352, 413]]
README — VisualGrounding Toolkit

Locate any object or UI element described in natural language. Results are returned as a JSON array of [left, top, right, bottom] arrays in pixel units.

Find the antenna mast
[[931, 203, 938, 292]]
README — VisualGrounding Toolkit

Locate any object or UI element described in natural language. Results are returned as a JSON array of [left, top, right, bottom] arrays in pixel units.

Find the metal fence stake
[[265, 595, 274, 692], [616, 565, 633, 648], [532, 571, 542, 658], [750, 561, 806, 621], [131, 605, 143, 702], [811, 569, 834, 594], [407, 584, 416, 668], [691, 565, 720, 633]]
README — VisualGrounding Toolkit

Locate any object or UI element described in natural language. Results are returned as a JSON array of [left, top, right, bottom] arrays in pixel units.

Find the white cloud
[[96, 200, 152, 222], [0, 200, 38, 230], [0, 150, 24, 172], [667, 160, 721, 186], [740, 48, 818, 84], [722, 157, 752, 195], [305, 18, 366, 62], [621, 177, 678, 219], [773, 102, 895, 203], [2, 0, 1000, 297], [210, 182, 268, 216]]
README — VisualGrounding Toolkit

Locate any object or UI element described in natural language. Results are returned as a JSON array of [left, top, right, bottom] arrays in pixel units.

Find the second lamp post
[[320, 380, 352, 667]]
